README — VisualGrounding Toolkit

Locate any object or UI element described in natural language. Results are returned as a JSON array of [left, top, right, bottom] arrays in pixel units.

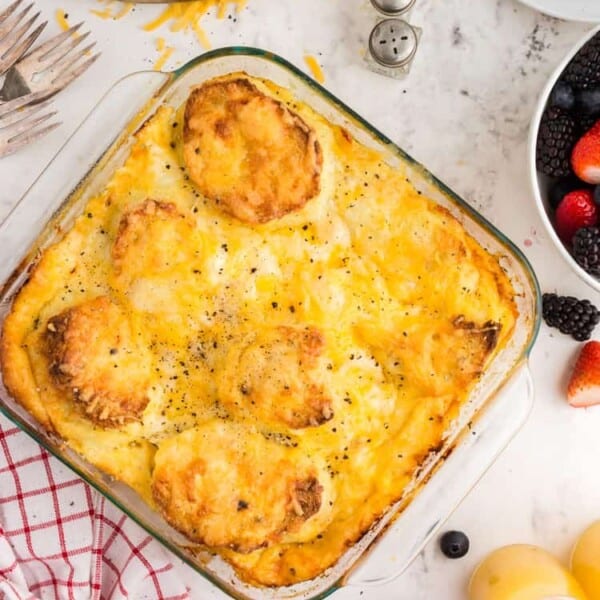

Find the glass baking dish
[[0, 48, 540, 599]]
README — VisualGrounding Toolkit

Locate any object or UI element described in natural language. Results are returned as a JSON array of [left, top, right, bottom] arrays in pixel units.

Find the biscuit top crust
[[44, 296, 151, 426], [183, 78, 322, 224]]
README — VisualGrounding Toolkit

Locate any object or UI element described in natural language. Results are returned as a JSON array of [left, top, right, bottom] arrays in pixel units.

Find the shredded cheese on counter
[[143, 0, 246, 49], [56, 9, 70, 31], [86, 0, 246, 49], [154, 37, 175, 72], [70, 0, 246, 69], [63, 3, 324, 81], [304, 54, 325, 84]]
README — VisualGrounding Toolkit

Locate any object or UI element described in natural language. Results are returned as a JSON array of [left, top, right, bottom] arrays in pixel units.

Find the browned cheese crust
[[218, 326, 334, 429], [361, 315, 502, 398], [112, 199, 196, 282], [183, 78, 323, 223], [44, 296, 151, 426], [151, 421, 334, 553]]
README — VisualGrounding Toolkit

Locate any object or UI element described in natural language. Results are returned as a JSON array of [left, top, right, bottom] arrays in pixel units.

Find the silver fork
[[0, 92, 60, 157], [0, 0, 47, 76], [0, 23, 100, 102]]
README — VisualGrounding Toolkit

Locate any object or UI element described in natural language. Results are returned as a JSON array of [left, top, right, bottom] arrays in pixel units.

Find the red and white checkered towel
[[0, 414, 190, 600]]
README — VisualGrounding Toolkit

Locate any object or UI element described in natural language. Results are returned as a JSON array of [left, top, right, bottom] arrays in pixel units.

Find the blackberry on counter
[[562, 33, 600, 90], [542, 293, 600, 341], [573, 227, 600, 277], [536, 107, 578, 177]]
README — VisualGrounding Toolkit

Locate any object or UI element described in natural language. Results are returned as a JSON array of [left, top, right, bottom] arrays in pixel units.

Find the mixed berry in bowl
[[536, 31, 600, 279]]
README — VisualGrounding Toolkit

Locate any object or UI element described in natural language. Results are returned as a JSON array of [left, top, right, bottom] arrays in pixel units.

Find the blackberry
[[562, 33, 600, 90], [573, 227, 600, 277], [579, 115, 599, 134], [542, 293, 600, 341], [536, 107, 577, 177]]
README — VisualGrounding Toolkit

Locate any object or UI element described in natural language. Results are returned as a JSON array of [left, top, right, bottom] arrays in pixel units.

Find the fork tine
[[51, 52, 100, 91], [0, 91, 48, 117], [2, 108, 56, 136], [0, 12, 42, 68], [23, 22, 83, 63], [0, 4, 34, 48], [0, 119, 60, 158], [0, 98, 53, 128], [0, 20, 46, 68], [0, 0, 24, 25], [48, 41, 96, 79], [9, 109, 56, 134], [1, 108, 56, 143], [0, 8, 44, 76], [41, 31, 91, 70], [0, 11, 38, 55], [0, 2, 32, 39]]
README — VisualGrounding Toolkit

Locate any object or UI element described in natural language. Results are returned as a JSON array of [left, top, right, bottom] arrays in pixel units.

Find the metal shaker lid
[[370, 0, 416, 16], [368, 19, 418, 68]]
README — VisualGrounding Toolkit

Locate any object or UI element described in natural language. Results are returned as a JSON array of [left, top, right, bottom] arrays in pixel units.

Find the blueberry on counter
[[440, 530, 470, 559], [550, 81, 575, 112]]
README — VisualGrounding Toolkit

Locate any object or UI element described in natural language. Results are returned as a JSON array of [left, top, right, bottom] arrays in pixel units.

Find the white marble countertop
[[1, 1, 599, 598]]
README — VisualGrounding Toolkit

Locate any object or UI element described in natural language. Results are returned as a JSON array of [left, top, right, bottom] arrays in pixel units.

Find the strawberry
[[568, 341, 600, 407], [572, 120, 600, 184], [554, 189, 598, 244]]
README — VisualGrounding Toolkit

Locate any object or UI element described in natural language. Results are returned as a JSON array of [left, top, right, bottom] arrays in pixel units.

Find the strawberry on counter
[[568, 340, 600, 407]]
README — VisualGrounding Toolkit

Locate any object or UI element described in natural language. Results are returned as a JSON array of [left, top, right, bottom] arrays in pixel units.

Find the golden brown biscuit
[[218, 326, 334, 429], [152, 421, 334, 552], [183, 78, 322, 223], [44, 296, 151, 426], [112, 199, 195, 280]]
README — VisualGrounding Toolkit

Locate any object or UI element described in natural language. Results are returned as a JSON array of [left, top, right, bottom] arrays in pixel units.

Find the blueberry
[[548, 177, 585, 210], [595, 185, 600, 208], [440, 530, 470, 559], [574, 86, 600, 117], [550, 81, 575, 111]]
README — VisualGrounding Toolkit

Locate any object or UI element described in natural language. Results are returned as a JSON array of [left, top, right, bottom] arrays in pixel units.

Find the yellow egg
[[571, 521, 600, 600], [469, 544, 588, 600]]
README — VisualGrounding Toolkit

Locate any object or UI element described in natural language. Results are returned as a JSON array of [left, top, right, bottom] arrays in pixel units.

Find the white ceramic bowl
[[517, 0, 600, 22], [529, 24, 600, 293]]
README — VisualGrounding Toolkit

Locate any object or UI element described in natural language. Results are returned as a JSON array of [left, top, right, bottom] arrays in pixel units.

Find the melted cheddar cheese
[[0, 73, 517, 588]]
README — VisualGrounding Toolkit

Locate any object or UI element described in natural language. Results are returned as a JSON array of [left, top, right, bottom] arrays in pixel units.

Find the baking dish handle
[[345, 362, 534, 587], [0, 70, 172, 286]]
